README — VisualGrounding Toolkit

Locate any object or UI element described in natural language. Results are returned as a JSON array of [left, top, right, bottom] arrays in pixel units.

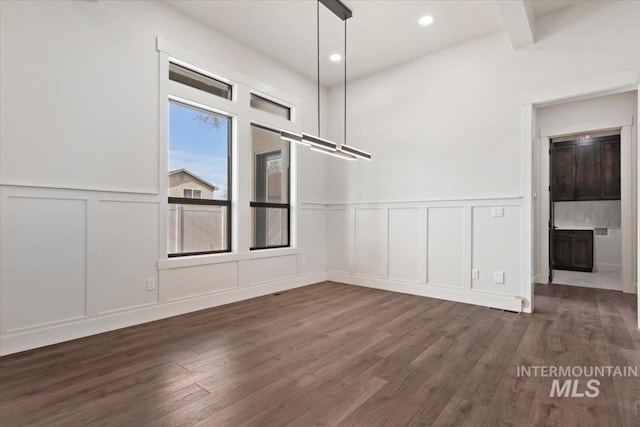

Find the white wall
[[0, 0, 330, 355], [554, 201, 621, 229], [325, 1, 640, 307], [595, 229, 622, 273]]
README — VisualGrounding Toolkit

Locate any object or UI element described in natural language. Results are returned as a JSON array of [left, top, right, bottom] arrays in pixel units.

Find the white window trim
[[157, 37, 302, 266]]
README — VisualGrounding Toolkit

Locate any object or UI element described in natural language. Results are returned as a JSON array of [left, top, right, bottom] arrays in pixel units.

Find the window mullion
[[235, 84, 254, 254]]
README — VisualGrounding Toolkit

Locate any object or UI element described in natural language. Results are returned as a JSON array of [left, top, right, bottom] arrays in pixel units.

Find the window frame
[[157, 37, 303, 265], [249, 124, 291, 250], [166, 90, 233, 258]]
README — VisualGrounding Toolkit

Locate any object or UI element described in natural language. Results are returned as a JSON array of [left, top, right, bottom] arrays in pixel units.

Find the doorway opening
[[549, 132, 622, 290], [522, 73, 638, 326]]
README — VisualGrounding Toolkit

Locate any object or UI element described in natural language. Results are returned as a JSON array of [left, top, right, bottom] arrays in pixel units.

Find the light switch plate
[[472, 269, 479, 280], [494, 271, 504, 284], [146, 278, 156, 291], [491, 207, 504, 217]]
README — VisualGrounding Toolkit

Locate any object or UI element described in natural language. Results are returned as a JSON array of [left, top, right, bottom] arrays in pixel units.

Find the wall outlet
[[491, 207, 504, 217], [494, 271, 504, 284], [146, 278, 156, 291], [472, 269, 480, 279]]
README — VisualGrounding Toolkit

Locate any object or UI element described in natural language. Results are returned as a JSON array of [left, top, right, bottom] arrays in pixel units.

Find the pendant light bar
[[311, 145, 356, 161], [302, 133, 337, 150], [280, 129, 309, 146], [341, 144, 372, 160], [277, 0, 369, 162]]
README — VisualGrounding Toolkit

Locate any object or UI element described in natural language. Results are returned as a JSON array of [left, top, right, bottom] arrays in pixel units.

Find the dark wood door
[[552, 229, 593, 273], [553, 144, 575, 201], [573, 235, 593, 270], [553, 233, 573, 270], [601, 139, 621, 199], [575, 141, 601, 200]]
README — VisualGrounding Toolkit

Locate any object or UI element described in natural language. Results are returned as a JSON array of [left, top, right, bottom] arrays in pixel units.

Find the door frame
[[519, 69, 640, 321], [540, 120, 632, 291]]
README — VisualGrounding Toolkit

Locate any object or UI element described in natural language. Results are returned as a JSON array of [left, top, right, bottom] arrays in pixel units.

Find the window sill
[[157, 247, 299, 270]]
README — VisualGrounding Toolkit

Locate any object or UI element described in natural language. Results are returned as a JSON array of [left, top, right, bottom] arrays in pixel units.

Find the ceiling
[[167, 0, 586, 87]]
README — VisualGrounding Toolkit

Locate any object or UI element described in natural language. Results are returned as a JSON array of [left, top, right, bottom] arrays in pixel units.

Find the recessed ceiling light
[[330, 53, 342, 62], [418, 15, 434, 26]]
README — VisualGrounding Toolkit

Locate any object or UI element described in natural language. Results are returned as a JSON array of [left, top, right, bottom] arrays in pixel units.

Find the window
[[250, 124, 290, 249], [183, 189, 202, 199], [161, 45, 299, 259], [169, 63, 232, 100], [250, 93, 291, 120], [168, 99, 231, 256]]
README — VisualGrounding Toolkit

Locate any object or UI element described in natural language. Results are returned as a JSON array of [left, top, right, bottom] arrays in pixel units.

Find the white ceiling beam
[[495, 0, 536, 49]]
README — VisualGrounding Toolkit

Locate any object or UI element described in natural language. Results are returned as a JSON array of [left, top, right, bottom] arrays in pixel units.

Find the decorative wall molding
[[326, 196, 526, 312], [0, 183, 330, 355]]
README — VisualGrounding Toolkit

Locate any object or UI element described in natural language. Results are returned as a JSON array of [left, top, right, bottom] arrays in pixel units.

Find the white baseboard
[[0, 272, 328, 356], [594, 263, 622, 273], [327, 272, 523, 313]]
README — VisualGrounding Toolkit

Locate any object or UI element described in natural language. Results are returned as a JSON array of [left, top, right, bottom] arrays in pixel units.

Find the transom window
[[250, 93, 291, 120], [169, 62, 232, 100]]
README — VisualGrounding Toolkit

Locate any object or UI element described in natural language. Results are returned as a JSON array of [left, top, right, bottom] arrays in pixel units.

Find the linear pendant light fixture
[[280, 0, 371, 162]]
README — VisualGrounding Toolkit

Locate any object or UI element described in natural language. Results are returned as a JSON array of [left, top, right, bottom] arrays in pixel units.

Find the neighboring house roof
[[168, 169, 219, 191]]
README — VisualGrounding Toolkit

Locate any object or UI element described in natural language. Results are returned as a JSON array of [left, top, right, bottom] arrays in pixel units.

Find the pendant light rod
[[344, 17, 347, 147], [317, 0, 321, 137]]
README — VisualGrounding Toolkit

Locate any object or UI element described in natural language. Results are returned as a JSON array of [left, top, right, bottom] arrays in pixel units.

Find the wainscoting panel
[[0, 196, 87, 331], [238, 255, 297, 287], [472, 206, 522, 295], [0, 184, 328, 355], [297, 206, 328, 275], [95, 200, 160, 314], [388, 208, 422, 282], [428, 207, 465, 288], [160, 262, 238, 302], [327, 209, 355, 273], [354, 208, 388, 278], [327, 197, 524, 312]]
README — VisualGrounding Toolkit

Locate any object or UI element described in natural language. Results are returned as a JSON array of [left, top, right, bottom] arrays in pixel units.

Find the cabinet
[[553, 229, 593, 272], [552, 136, 620, 201], [601, 139, 621, 199]]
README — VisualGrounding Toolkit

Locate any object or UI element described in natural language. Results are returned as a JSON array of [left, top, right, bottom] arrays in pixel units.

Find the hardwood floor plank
[[336, 366, 432, 426], [285, 373, 387, 427], [430, 397, 489, 427]]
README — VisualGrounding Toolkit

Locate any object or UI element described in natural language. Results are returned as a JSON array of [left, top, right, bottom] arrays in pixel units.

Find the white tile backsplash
[[554, 200, 621, 229]]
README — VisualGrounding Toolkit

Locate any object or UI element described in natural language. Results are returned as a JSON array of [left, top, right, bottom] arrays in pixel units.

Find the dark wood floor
[[1, 282, 638, 426]]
